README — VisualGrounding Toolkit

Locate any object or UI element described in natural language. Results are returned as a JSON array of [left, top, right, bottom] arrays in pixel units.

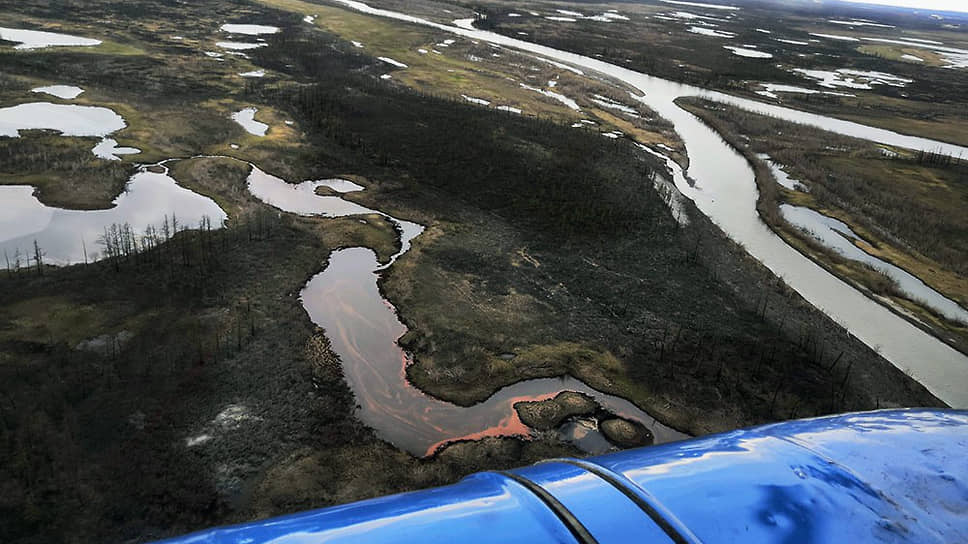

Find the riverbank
[[0, 207, 587, 542], [0, 2, 586, 540], [677, 98, 968, 355], [376, 148, 941, 437], [0, 0, 952, 541], [439, 0, 968, 147], [281, 62, 942, 434], [255, 0, 686, 160]]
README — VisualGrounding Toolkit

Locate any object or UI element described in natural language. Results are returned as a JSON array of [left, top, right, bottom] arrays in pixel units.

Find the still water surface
[[0, 168, 226, 265], [247, 168, 684, 455], [331, 0, 968, 406]]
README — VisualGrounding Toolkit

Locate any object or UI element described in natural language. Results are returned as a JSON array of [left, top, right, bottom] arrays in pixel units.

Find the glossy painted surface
[[593, 409, 968, 543], [156, 410, 967, 544], [510, 461, 675, 544], [157, 472, 580, 544]]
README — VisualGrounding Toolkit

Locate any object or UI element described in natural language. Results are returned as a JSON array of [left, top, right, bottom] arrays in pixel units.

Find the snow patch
[[659, 0, 739, 10], [809, 33, 860, 42], [519, 83, 579, 110], [92, 138, 140, 161], [724, 46, 772, 58], [219, 24, 279, 35], [0, 27, 101, 49], [231, 107, 269, 136], [377, 56, 408, 68], [216, 41, 267, 50], [31, 85, 84, 99], [688, 27, 736, 38], [462, 95, 490, 106]]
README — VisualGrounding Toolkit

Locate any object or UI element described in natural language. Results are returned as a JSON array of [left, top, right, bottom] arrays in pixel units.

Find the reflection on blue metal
[[155, 409, 968, 543]]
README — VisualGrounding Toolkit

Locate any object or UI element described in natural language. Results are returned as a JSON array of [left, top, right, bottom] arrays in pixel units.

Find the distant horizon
[[841, 0, 968, 14]]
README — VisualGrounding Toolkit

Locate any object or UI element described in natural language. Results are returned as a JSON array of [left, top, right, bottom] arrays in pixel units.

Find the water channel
[[328, 0, 968, 407]]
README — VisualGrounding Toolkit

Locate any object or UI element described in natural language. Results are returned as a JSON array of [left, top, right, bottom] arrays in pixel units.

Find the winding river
[[247, 167, 685, 456], [3, 2, 965, 463], [321, 0, 968, 408]]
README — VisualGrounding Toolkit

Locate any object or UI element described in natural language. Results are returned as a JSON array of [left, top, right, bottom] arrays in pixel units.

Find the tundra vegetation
[[679, 97, 968, 353], [0, 0, 947, 542], [454, 0, 968, 146]]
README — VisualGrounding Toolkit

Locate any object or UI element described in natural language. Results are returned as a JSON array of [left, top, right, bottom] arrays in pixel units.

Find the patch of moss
[[600, 418, 653, 448], [514, 391, 599, 430]]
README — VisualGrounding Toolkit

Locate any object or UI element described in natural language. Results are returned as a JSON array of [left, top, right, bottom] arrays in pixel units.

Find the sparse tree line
[[680, 98, 968, 277], [914, 148, 964, 168], [0, 221, 300, 544], [4, 210, 282, 295], [0, 135, 131, 198], [260, 25, 895, 422], [95, 214, 218, 271], [640, 313, 867, 419], [0, 2, 950, 541]]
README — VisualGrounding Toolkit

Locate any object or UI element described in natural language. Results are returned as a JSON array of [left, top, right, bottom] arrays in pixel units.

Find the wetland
[[0, 0, 961, 542]]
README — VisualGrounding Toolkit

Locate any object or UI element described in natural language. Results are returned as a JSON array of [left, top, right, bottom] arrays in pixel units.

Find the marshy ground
[[679, 98, 968, 353], [453, 0, 968, 146], [0, 0, 955, 542]]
